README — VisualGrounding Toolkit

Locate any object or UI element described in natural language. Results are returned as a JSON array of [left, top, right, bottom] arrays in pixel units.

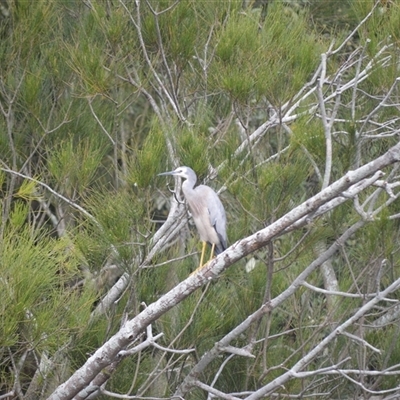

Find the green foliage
[[8, 200, 29, 229], [176, 128, 210, 176], [66, 40, 112, 96], [1, 0, 400, 397], [367, 326, 400, 390], [212, 2, 321, 104], [128, 123, 166, 187], [291, 118, 325, 164], [0, 226, 95, 351], [78, 188, 148, 269], [353, 0, 400, 43], [142, 0, 238, 67], [47, 136, 108, 196]]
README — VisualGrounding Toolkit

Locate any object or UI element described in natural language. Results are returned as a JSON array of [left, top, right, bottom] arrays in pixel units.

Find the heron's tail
[[214, 241, 227, 255]]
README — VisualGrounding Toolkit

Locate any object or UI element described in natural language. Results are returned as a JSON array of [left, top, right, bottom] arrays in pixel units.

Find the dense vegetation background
[[1, 1, 400, 399]]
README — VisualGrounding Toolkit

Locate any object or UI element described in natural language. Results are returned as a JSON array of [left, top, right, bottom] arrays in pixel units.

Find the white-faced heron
[[158, 166, 227, 271]]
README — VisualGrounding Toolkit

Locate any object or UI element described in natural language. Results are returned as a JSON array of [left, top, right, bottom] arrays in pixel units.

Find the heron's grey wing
[[205, 188, 227, 253]]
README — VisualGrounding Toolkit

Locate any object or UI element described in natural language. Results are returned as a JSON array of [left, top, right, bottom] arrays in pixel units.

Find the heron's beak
[[158, 170, 176, 176]]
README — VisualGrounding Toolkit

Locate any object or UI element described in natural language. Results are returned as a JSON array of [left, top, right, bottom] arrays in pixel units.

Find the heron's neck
[[182, 179, 195, 191]]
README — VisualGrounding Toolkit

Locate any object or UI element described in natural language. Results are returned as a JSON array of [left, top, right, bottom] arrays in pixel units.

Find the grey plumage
[[158, 166, 227, 268]]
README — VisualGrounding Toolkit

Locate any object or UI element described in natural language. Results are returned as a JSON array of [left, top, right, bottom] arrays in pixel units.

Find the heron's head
[[158, 166, 195, 181]]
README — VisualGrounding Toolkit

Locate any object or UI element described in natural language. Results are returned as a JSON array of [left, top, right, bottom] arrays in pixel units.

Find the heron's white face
[[171, 167, 190, 179], [158, 166, 195, 181]]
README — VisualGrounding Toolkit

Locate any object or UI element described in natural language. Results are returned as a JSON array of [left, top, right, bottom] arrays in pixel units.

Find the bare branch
[[87, 96, 116, 145], [246, 275, 400, 399], [47, 141, 400, 400], [1, 168, 96, 222]]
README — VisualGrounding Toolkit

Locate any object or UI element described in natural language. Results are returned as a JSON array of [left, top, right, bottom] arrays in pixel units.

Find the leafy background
[[1, 0, 400, 398]]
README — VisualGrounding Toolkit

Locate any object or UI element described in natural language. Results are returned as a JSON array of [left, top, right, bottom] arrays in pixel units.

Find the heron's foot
[[190, 260, 211, 276]]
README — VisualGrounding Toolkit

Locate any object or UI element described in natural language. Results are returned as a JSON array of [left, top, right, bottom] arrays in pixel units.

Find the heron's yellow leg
[[209, 243, 216, 261], [199, 241, 207, 269], [191, 242, 217, 275], [190, 242, 208, 275]]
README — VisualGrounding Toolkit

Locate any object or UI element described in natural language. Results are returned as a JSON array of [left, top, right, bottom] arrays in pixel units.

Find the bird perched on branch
[[158, 166, 227, 271]]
